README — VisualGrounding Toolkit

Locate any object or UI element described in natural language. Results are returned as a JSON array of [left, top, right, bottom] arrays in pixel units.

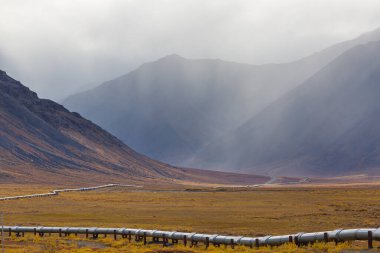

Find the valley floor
[[1, 183, 380, 252]]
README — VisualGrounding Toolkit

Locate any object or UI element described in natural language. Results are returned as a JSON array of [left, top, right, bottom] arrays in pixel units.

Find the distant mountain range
[[191, 41, 380, 176], [0, 70, 268, 185], [63, 27, 380, 176]]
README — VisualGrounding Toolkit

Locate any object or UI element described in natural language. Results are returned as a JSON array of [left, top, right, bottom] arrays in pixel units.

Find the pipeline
[[0, 184, 142, 201], [1, 226, 378, 249]]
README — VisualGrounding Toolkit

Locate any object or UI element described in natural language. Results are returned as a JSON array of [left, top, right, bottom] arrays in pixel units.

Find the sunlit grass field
[[1, 184, 380, 252]]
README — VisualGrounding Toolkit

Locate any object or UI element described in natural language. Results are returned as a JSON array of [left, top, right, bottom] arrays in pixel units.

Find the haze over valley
[[63, 27, 380, 177], [0, 69, 267, 185]]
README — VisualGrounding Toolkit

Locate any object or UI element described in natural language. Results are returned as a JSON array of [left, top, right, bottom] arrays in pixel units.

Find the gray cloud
[[1, 0, 380, 100]]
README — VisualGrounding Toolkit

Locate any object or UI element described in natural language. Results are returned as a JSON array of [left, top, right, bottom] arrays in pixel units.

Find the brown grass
[[0, 235, 367, 253], [1, 184, 380, 251], [1, 185, 380, 235]]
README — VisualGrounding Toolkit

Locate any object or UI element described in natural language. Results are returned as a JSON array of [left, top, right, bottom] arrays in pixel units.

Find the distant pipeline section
[[1, 226, 378, 249], [0, 184, 142, 201]]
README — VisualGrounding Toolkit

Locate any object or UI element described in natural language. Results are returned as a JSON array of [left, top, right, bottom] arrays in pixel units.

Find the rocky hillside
[[0, 70, 268, 185]]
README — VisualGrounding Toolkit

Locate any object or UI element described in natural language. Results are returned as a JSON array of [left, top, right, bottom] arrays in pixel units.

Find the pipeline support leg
[[324, 232, 329, 243], [295, 236, 300, 247], [368, 231, 373, 249]]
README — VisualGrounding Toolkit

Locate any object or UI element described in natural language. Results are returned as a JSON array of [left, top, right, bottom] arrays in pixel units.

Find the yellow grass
[[0, 234, 365, 253], [1, 185, 380, 252]]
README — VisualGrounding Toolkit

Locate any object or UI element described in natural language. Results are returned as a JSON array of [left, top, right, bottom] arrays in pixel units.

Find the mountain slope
[[191, 41, 380, 177], [64, 55, 309, 164], [63, 27, 380, 166], [0, 70, 268, 185]]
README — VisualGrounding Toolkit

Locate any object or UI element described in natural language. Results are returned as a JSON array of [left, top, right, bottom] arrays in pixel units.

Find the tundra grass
[[1, 185, 380, 251], [0, 184, 52, 198], [0, 234, 368, 253]]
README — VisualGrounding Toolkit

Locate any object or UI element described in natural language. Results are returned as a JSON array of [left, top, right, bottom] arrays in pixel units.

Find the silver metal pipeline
[[0, 184, 142, 201], [1, 226, 379, 248]]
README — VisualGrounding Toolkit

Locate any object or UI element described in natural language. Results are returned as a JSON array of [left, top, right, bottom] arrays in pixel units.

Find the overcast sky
[[1, 0, 380, 100]]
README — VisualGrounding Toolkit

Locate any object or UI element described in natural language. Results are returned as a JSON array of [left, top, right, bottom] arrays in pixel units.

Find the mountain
[[64, 55, 309, 164], [0, 70, 269, 185], [63, 27, 380, 166], [190, 41, 380, 177]]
